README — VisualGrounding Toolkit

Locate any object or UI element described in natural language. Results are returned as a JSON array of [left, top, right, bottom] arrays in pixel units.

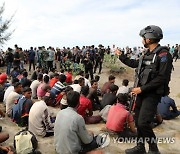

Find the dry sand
[[0, 60, 179, 154]]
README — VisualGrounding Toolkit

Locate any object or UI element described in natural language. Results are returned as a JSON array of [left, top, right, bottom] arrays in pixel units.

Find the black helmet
[[139, 25, 163, 40]]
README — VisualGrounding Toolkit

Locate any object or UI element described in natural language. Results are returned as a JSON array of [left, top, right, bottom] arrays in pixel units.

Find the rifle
[[129, 55, 144, 113]]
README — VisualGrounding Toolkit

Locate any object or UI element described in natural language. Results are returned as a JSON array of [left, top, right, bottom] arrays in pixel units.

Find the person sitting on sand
[[87, 80, 101, 110], [100, 84, 118, 109], [6, 82, 22, 117], [3, 78, 19, 105], [30, 73, 43, 99], [106, 93, 137, 138], [157, 87, 180, 120], [54, 91, 103, 154], [116, 79, 130, 95], [0, 73, 8, 102], [101, 75, 115, 96], [37, 75, 51, 100], [12, 87, 33, 127], [29, 92, 54, 137], [59, 86, 73, 109], [77, 86, 102, 124], [19, 71, 32, 88]]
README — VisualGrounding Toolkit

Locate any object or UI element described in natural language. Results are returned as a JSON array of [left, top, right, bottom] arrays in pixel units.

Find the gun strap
[[134, 55, 144, 87]]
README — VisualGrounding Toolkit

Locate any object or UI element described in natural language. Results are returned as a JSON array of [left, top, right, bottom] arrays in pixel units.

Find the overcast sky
[[1, 0, 180, 49]]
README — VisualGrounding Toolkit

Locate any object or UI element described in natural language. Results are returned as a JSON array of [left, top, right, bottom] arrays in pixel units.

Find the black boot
[[125, 144, 146, 154], [147, 144, 160, 154]]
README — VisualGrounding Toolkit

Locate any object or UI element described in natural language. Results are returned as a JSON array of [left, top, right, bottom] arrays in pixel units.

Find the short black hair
[[59, 74, 66, 83], [12, 78, 19, 84], [54, 73, 59, 77], [117, 93, 128, 105], [14, 82, 22, 88], [78, 77, 85, 84], [50, 68, 56, 72], [122, 79, 129, 86], [73, 80, 78, 84], [23, 87, 32, 93], [37, 73, 43, 80], [43, 69, 48, 74], [109, 84, 119, 92], [95, 75, 100, 82], [60, 69, 65, 73], [78, 70, 84, 76], [64, 86, 73, 93], [43, 92, 56, 104], [67, 91, 80, 108], [23, 71, 28, 77], [44, 75, 49, 83], [81, 86, 89, 96], [109, 75, 115, 81], [85, 73, 89, 79], [91, 79, 97, 86]]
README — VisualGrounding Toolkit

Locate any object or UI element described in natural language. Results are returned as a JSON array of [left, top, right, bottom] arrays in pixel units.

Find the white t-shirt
[[117, 86, 130, 95], [70, 84, 81, 93], [3, 86, 14, 104], [30, 80, 41, 98], [6, 91, 20, 115], [84, 78, 91, 87], [29, 100, 54, 137]]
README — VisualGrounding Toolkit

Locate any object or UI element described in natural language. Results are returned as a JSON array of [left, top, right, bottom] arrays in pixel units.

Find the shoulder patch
[[160, 56, 167, 62], [158, 52, 167, 57]]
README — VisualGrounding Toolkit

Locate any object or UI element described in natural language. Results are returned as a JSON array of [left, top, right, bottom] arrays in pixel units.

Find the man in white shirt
[[4, 78, 20, 104], [28, 93, 54, 137], [70, 77, 85, 93], [84, 73, 91, 87], [6, 82, 22, 116], [117, 79, 130, 95], [30, 73, 43, 99]]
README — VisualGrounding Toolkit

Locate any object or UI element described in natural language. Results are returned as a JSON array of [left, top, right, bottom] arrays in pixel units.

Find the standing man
[[28, 47, 36, 72], [116, 25, 173, 154], [19, 48, 25, 70], [47, 47, 55, 71], [5, 48, 14, 76], [172, 44, 179, 62], [13, 47, 21, 69], [82, 51, 94, 80]]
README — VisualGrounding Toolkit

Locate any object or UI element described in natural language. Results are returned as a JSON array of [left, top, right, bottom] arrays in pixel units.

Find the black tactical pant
[[134, 93, 161, 145], [94, 61, 102, 74], [85, 68, 94, 80]]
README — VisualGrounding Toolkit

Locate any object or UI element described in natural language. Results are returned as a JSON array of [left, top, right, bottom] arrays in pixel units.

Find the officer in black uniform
[[116, 25, 173, 154]]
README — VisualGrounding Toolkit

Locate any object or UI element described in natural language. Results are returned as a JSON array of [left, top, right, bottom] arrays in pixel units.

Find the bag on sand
[[14, 129, 38, 154]]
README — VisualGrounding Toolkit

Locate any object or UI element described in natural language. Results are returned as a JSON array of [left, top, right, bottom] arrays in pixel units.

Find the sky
[[1, 0, 180, 50]]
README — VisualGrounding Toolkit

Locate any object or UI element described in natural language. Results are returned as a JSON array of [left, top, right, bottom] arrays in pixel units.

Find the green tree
[[0, 3, 14, 45]]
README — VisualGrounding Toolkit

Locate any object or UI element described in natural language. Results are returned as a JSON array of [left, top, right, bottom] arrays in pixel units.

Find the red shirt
[[65, 72, 72, 83], [77, 96, 92, 118], [106, 103, 133, 132], [49, 77, 59, 88]]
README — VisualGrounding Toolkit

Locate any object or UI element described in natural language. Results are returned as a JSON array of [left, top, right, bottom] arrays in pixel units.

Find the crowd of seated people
[[0, 64, 178, 154]]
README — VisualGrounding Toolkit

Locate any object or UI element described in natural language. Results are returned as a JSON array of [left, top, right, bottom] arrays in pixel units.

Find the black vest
[[138, 45, 172, 95]]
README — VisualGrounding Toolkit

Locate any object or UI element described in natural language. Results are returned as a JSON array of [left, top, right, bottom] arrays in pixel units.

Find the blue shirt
[[157, 96, 178, 117], [29, 50, 35, 60]]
